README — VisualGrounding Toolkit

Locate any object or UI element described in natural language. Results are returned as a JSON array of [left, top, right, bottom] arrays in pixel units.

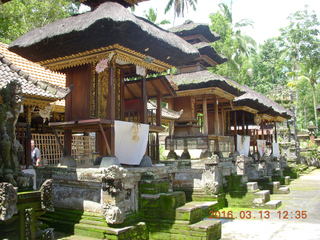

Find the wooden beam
[[203, 97, 208, 135], [107, 59, 116, 120], [125, 84, 137, 99], [156, 94, 162, 126], [214, 98, 219, 135], [141, 75, 148, 123], [99, 124, 111, 156], [274, 121, 278, 143]]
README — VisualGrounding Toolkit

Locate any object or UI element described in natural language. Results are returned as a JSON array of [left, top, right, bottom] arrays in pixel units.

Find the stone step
[[41, 216, 148, 240], [253, 190, 270, 206], [246, 182, 258, 192], [275, 186, 290, 194], [284, 176, 290, 185], [140, 191, 186, 220], [139, 179, 170, 194], [189, 219, 221, 240], [175, 201, 218, 224], [147, 219, 221, 240], [264, 200, 282, 209]]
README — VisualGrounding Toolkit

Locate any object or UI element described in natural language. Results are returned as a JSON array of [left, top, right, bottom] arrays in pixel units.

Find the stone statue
[[0, 182, 18, 221], [40, 179, 54, 212], [0, 81, 32, 189], [103, 203, 125, 225]]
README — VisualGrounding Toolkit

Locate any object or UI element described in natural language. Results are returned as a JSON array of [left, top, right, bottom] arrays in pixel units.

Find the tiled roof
[[0, 43, 65, 88], [0, 53, 69, 100]]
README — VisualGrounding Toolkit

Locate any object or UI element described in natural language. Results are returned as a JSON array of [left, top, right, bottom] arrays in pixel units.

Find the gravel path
[[221, 169, 320, 240]]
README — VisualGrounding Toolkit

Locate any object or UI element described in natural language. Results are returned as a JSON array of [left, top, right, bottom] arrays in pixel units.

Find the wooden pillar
[[107, 61, 116, 120], [242, 111, 245, 135], [25, 106, 32, 167], [203, 97, 208, 135], [261, 121, 265, 140], [120, 70, 125, 121], [233, 111, 237, 151], [221, 109, 225, 136], [274, 121, 278, 143], [141, 75, 148, 124], [64, 129, 72, 156], [214, 98, 219, 135], [156, 94, 162, 126]]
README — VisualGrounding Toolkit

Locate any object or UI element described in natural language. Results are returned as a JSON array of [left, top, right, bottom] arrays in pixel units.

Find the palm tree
[[164, 0, 197, 18], [218, 3, 256, 70], [144, 8, 170, 26]]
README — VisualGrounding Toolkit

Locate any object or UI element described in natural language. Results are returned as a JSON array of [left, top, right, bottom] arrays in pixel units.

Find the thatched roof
[[0, 53, 69, 100], [194, 42, 227, 65], [9, 2, 199, 67], [169, 21, 220, 43], [79, 0, 148, 8], [167, 70, 293, 119], [167, 70, 242, 96]]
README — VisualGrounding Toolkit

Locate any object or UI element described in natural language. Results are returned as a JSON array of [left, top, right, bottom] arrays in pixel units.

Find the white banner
[[272, 142, 280, 158], [236, 135, 250, 157], [115, 121, 149, 165], [257, 140, 267, 157]]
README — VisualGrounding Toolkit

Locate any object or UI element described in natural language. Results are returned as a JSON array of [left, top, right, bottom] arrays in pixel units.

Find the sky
[[132, 0, 320, 44]]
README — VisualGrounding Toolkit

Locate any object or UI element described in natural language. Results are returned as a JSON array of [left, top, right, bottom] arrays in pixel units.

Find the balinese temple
[[166, 21, 293, 159], [0, 52, 69, 166], [2, 42, 182, 165], [9, 0, 199, 166]]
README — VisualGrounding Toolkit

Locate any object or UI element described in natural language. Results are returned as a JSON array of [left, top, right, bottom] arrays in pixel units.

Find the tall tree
[[0, 0, 79, 43], [279, 8, 320, 130], [165, 0, 197, 18], [144, 8, 170, 26], [209, 3, 256, 85]]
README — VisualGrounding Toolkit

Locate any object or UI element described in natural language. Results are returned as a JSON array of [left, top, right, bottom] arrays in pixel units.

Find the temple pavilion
[[9, 0, 199, 166], [165, 21, 293, 159]]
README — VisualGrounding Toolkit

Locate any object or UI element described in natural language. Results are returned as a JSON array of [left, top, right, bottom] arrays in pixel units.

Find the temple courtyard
[[220, 169, 320, 240]]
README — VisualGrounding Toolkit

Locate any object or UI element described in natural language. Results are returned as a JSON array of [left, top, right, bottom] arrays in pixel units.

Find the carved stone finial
[[0, 182, 17, 221], [40, 179, 54, 212], [103, 203, 125, 225]]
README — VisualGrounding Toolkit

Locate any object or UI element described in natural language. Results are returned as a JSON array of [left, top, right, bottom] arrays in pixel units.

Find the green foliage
[[165, 0, 197, 18], [209, 3, 256, 85], [0, 0, 80, 43], [144, 8, 170, 26]]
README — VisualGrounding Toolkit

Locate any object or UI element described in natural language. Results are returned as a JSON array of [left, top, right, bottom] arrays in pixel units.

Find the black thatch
[[194, 42, 227, 65], [79, 0, 147, 8], [169, 21, 220, 43], [0, 53, 69, 99], [166, 70, 243, 97], [167, 70, 293, 119], [9, 2, 199, 67], [234, 91, 293, 119]]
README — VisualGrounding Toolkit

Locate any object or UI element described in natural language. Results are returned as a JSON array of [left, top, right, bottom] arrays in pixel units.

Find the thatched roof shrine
[[169, 21, 220, 43], [167, 70, 293, 119], [194, 42, 227, 65], [9, 2, 199, 67]]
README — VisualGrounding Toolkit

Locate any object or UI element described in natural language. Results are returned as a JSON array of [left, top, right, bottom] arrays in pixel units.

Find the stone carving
[[103, 203, 125, 225], [203, 181, 219, 195], [40, 179, 54, 212], [41, 228, 55, 240], [0, 81, 25, 187], [24, 208, 33, 240], [0, 182, 17, 221], [102, 166, 125, 196]]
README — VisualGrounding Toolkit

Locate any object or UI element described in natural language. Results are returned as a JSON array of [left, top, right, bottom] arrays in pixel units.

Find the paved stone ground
[[220, 169, 320, 240]]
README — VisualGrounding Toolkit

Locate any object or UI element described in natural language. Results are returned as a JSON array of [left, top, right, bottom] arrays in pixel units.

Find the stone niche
[[36, 165, 175, 225]]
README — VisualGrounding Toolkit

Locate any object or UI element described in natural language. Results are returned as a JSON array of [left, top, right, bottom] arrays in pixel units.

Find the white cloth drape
[[115, 121, 149, 165], [236, 135, 250, 156], [272, 142, 280, 158], [257, 140, 267, 157]]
